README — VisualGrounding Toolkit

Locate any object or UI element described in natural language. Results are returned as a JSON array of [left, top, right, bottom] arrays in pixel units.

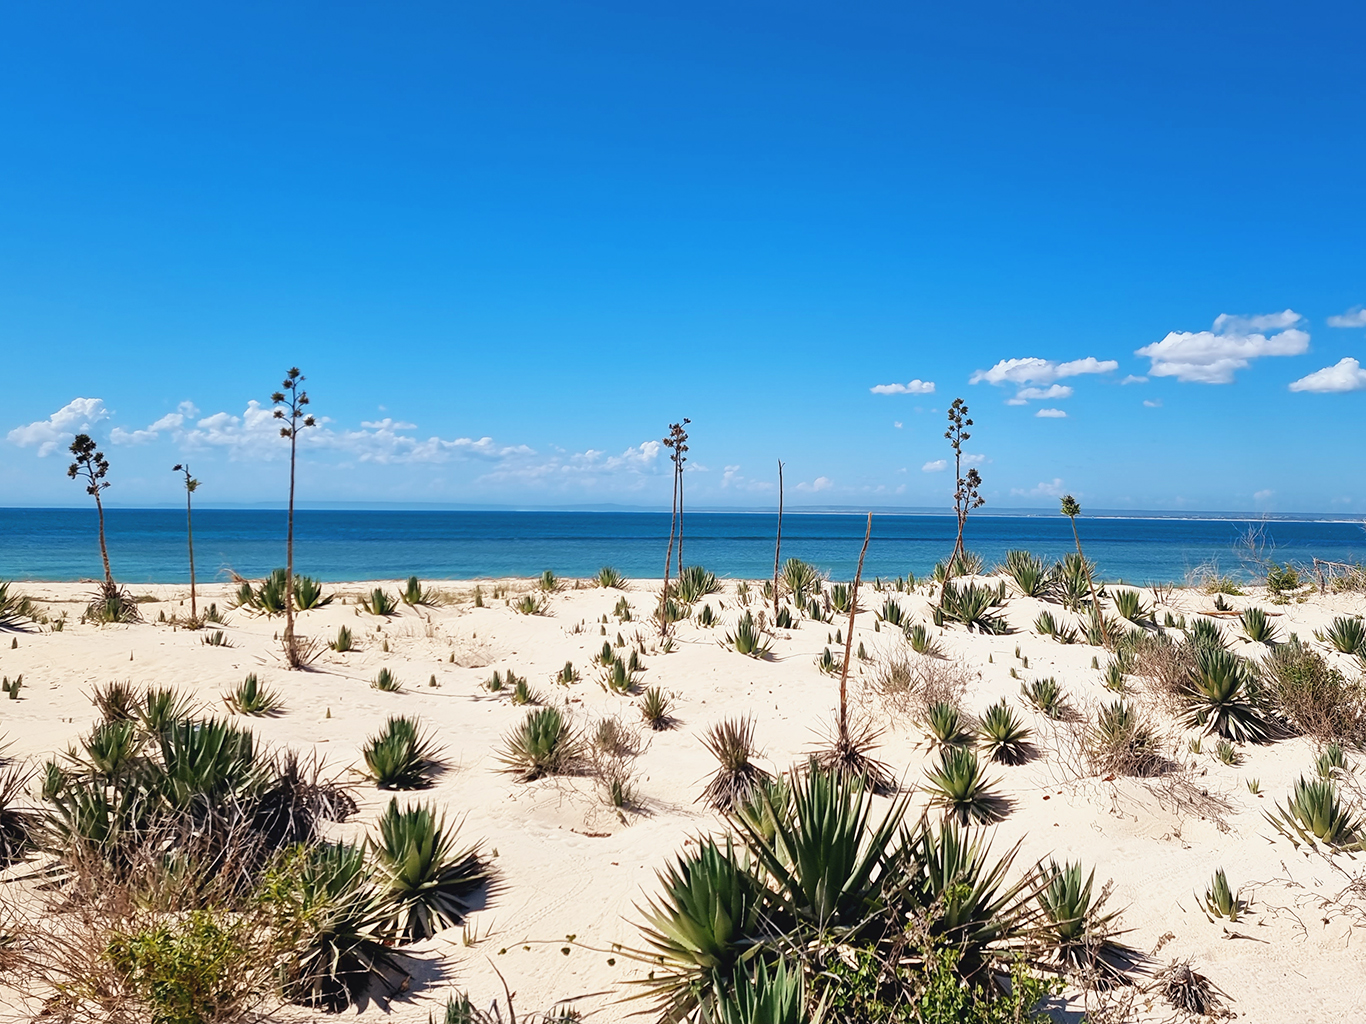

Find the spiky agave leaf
[[977, 700, 1033, 765], [1037, 859, 1137, 983], [923, 746, 1008, 825], [1179, 647, 1271, 743], [1240, 607, 1280, 646], [1266, 775, 1364, 850], [923, 702, 973, 748], [223, 673, 284, 717], [1111, 588, 1151, 623], [905, 622, 943, 657], [638, 687, 676, 731], [496, 706, 581, 781], [370, 799, 493, 943], [157, 717, 265, 810], [699, 957, 811, 1024], [362, 716, 442, 789], [1000, 550, 1053, 598], [260, 841, 413, 1012]]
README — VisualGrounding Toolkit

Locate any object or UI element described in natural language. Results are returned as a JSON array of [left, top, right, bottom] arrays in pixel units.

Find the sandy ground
[[3, 574, 1366, 1022]]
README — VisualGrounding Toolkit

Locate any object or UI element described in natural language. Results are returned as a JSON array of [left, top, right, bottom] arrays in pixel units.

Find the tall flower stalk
[[271, 368, 316, 666], [939, 398, 984, 608], [173, 463, 200, 622], [1061, 494, 1108, 646], [68, 433, 114, 589]]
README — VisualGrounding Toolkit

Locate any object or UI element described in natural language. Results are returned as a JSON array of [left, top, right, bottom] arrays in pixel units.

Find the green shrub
[[293, 574, 332, 610], [597, 566, 627, 589], [639, 687, 675, 731], [923, 746, 1006, 824], [938, 581, 1010, 634], [1267, 776, 1363, 850], [1020, 677, 1067, 719], [906, 623, 943, 657], [1179, 647, 1270, 743], [1201, 867, 1241, 921], [106, 910, 263, 1024], [878, 598, 907, 627], [223, 673, 284, 717], [1112, 588, 1150, 622], [1267, 562, 1300, 595], [1240, 606, 1280, 645], [513, 594, 547, 616], [0, 765, 38, 867], [780, 558, 823, 605], [977, 701, 1032, 765], [1262, 640, 1366, 742], [924, 702, 973, 748], [329, 625, 354, 652], [1054, 552, 1098, 612], [372, 668, 402, 693], [401, 576, 435, 606], [724, 611, 773, 659], [676, 565, 722, 604], [829, 582, 854, 614], [0, 580, 39, 631], [1037, 860, 1133, 980], [1318, 615, 1366, 655], [815, 647, 842, 676], [1089, 700, 1163, 776], [361, 588, 398, 616], [1316, 743, 1348, 779]]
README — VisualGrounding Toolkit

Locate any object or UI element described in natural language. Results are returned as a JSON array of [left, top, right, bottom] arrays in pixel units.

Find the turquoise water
[[2, 508, 1363, 584]]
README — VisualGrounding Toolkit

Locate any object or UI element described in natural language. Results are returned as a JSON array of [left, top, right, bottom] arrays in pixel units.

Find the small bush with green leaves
[[1112, 588, 1150, 623], [905, 622, 943, 657], [370, 798, 492, 943], [361, 588, 399, 616], [773, 604, 796, 629], [600, 655, 641, 695], [497, 706, 582, 781], [699, 716, 772, 812], [1102, 659, 1126, 692], [1214, 739, 1240, 766], [724, 611, 773, 659], [1267, 562, 1301, 595], [1021, 677, 1068, 719], [106, 909, 266, 1024], [1266, 775, 1363, 850], [1240, 606, 1280, 645], [1054, 552, 1099, 612], [537, 569, 560, 593], [932, 548, 984, 583], [294, 574, 332, 610], [372, 667, 402, 693], [815, 646, 842, 676], [1179, 647, 1270, 743], [1089, 699, 1163, 777], [1201, 867, 1242, 921], [829, 582, 854, 614], [780, 558, 824, 606], [1262, 639, 1366, 743], [596, 566, 627, 589], [1186, 616, 1227, 652], [977, 700, 1032, 765], [638, 687, 675, 731], [329, 625, 354, 652], [555, 661, 579, 685], [999, 549, 1052, 598], [924, 701, 973, 748], [1318, 615, 1366, 656], [224, 673, 284, 716], [923, 746, 1007, 824], [696, 603, 717, 627], [361, 716, 442, 789]]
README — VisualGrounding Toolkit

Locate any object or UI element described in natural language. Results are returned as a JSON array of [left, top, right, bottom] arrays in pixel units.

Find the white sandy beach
[[3, 574, 1366, 1022]]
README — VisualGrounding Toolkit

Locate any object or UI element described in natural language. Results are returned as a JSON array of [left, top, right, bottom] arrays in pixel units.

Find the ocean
[[1, 507, 1363, 585]]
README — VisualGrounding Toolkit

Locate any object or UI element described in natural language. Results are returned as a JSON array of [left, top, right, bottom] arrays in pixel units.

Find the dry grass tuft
[[873, 653, 972, 721]]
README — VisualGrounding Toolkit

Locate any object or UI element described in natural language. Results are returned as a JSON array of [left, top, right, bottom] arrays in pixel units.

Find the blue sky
[[3, 1, 1365, 512]]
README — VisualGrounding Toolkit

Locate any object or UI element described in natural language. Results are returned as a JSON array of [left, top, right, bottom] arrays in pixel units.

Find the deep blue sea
[[2, 507, 1364, 585]]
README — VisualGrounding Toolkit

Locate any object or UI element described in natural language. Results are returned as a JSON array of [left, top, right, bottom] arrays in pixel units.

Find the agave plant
[[924, 702, 973, 748], [77, 720, 144, 780], [90, 680, 138, 722], [329, 625, 354, 652], [878, 598, 907, 627], [1316, 743, 1348, 779], [370, 798, 492, 942], [977, 700, 1032, 765], [1000, 550, 1052, 598], [224, 673, 284, 717], [294, 574, 332, 610], [372, 668, 402, 693], [260, 841, 412, 1012], [361, 588, 398, 616], [639, 687, 676, 731], [1214, 739, 1240, 766], [1240, 607, 1280, 646], [138, 686, 196, 735], [1266, 776, 1363, 849], [513, 594, 547, 616], [1179, 647, 1270, 743], [0, 765, 38, 866], [1200, 868, 1242, 922], [0, 580, 39, 631], [1187, 617, 1227, 652], [509, 676, 541, 706], [724, 611, 773, 659], [932, 549, 985, 583], [815, 647, 841, 676], [1111, 588, 1150, 623], [401, 575, 435, 606], [1090, 699, 1162, 777], [497, 707, 581, 781], [1102, 659, 1126, 692], [699, 717, 771, 812], [600, 656, 640, 695], [361, 716, 442, 789], [1021, 677, 1068, 719], [923, 746, 1007, 824], [780, 558, 823, 606], [676, 565, 722, 604], [829, 582, 854, 614], [633, 836, 772, 1020], [696, 603, 718, 627], [939, 581, 1009, 634], [773, 605, 795, 629], [1037, 860, 1134, 980], [904, 622, 943, 657], [1318, 615, 1366, 656], [1055, 552, 1098, 612], [596, 566, 627, 589], [700, 958, 809, 1024]]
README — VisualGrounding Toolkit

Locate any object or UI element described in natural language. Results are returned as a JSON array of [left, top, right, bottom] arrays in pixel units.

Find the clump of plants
[[1021, 677, 1069, 719], [724, 610, 773, 659], [362, 716, 443, 789], [675, 565, 721, 604], [1261, 639, 1366, 743], [937, 581, 1009, 634], [513, 594, 548, 616], [638, 687, 676, 731], [1178, 647, 1271, 743], [905, 622, 944, 657], [1240, 606, 1280, 645], [1266, 775, 1363, 850], [361, 588, 399, 616], [977, 700, 1033, 765], [496, 707, 583, 781], [1088, 699, 1164, 777], [372, 667, 403, 693], [596, 566, 627, 589], [699, 716, 772, 812], [1318, 615, 1366, 656], [999, 549, 1053, 598], [224, 673, 284, 717], [923, 746, 1007, 824], [401, 575, 436, 606]]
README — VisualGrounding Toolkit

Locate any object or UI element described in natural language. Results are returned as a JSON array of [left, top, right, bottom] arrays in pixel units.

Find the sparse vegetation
[[372, 668, 403, 692], [699, 716, 771, 812], [402, 575, 437, 606], [922, 746, 1007, 825], [938, 581, 1010, 634], [999, 549, 1052, 598], [497, 707, 582, 781], [361, 588, 399, 616], [1318, 615, 1366, 655], [1240, 606, 1280, 645], [597, 566, 627, 589], [362, 716, 442, 789], [724, 610, 773, 659], [224, 673, 284, 716], [1179, 647, 1271, 743], [638, 687, 676, 731], [1021, 677, 1068, 719]]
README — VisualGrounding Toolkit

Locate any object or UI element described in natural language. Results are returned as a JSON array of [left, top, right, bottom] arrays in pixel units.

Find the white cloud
[[922, 459, 948, 473], [970, 356, 1118, 387], [1008, 384, 1074, 406], [1328, 307, 1366, 328], [1035, 408, 1067, 418], [962, 452, 987, 466], [1253, 489, 1274, 502], [870, 379, 935, 395], [1121, 375, 1148, 385], [1010, 478, 1065, 498], [1135, 310, 1309, 383], [473, 440, 666, 489], [1288, 357, 1366, 393], [110, 401, 199, 446], [1143, 398, 1162, 408], [893, 421, 903, 429], [795, 476, 833, 493], [7, 398, 110, 456]]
